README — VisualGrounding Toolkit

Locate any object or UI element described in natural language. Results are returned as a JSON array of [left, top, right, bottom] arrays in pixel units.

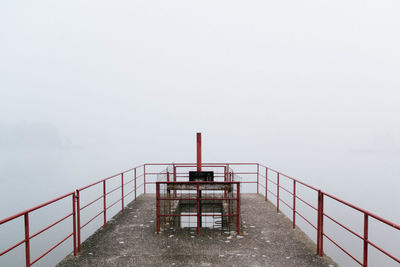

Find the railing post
[[293, 180, 296, 229], [196, 183, 200, 235], [121, 173, 124, 213], [224, 166, 228, 199], [257, 163, 259, 194], [24, 213, 30, 267], [72, 193, 77, 256], [134, 168, 137, 201], [363, 213, 369, 267], [237, 182, 241, 234], [277, 173, 280, 213], [317, 190, 324, 256], [103, 180, 107, 227], [144, 165, 146, 194], [265, 168, 268, 201], [173, 165, 177, 198], [156, 183, 160, 233], [76, 190, 81, 252], [167, 171, 170, 182], [224, 166, 227, 182]]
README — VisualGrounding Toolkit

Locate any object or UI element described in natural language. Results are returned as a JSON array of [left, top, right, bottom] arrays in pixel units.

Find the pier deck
[[58, 194, 336, 267]]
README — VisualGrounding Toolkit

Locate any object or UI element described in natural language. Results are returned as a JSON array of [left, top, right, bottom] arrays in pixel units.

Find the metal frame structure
[[156, 181, 240, 235], [1, 162, 400, 266]]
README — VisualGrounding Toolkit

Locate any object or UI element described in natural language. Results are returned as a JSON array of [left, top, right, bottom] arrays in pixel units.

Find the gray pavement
[[58, 194, 336, 267]]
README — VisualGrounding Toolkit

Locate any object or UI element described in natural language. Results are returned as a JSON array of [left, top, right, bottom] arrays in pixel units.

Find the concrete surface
[[58, 194, 337, 267]]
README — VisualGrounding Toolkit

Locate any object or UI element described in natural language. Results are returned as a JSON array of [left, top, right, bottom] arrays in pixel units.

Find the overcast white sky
[[1, 0, 400, 219]]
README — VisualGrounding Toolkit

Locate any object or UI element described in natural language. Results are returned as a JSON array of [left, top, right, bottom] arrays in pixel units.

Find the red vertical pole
[[224, 166, 227, 198], [257, 163, 259, 194], [363, 213, 369, 267], [277, 173, 280, 213], [292, 180, 296, 229], [227, 164, 230, 180], [265, 168, 268, 201], [156, 183, 160, 233], [103, 180, 107, 227], [24, 213, 30, 267], [317, 190, 324, 256], [197, 133, 202, 172], [236, 182, 241, 234], [134, 168, 137, 201], [196, 183, 200, 235], [224, 166, 227, 182], [173, 165, 177, 198], [72, 193, 77, 256], [320, 192, 324, 256], [144, 165, 146, 194], [121, 173, 124, 213], [76, 190, 81, 252], [316, 190, 320, 254]]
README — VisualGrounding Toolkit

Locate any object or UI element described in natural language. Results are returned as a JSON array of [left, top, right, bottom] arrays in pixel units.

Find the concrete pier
[[58, 194, 336, 267]]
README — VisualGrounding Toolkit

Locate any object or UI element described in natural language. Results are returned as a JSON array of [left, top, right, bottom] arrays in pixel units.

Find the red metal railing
[[1, 162, 400, 266], [0, 192, 76, 266], [257, 163, 400, 266], [75, 164, 145, 252]]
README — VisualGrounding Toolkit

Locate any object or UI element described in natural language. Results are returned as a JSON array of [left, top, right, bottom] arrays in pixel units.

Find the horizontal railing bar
[[147, 173, 232, 176], [279, 198, 293, 210], [30, 212, 73, 240], [259, 164, 319, 191], [269, 179, 278, 186], [145, 162, 258, 166], [81, 210, 104, 229], [0, 192, 74, 224], [159, 214, 239, 217], [80, 194, 104, 210], [78, 164, 144, 192], [158, 198, 239, 201], [106, 199, 121, 211], [323, 212, 363, 240], [368, 239, 400, 263], [78, 174, 120, 191], [295, 195, 318, 211], [156, 181, 240, 184], [105, 185, 122, 196], [323, 192, 400, 230], [279, 185, 293, 195], [174, 175, 226, 178], [123, 179, 134, 186], [30, 232, 74, 266], [0, 239, 25, 257], [267, 189, 277, 198], [123, 189, 135, 198], [323, 232, 363, 266], [295, 211, 317, 230]]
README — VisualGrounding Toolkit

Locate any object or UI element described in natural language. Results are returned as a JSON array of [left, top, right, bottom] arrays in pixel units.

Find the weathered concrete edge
[[262, 199, 337, 266], [57, 196, 144, 266]]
